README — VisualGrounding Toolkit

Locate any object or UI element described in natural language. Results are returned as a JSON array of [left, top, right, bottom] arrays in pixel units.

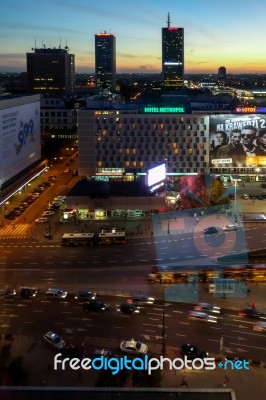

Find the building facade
[[27, 47, 75, 97], [77, 109, 266, 180], [162, 14, 184, 90], [95, 32, 116, 92]]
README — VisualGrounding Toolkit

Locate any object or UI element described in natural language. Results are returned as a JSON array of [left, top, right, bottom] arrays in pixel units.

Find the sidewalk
[[2, 335, 265, 399]]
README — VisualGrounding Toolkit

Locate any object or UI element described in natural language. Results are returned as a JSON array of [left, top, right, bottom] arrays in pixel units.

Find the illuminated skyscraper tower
[[162, 13, 184, 90], [95, 31, 116, 92]]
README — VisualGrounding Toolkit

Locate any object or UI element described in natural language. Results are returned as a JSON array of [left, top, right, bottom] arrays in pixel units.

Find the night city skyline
[[1, 0, 266, 74]]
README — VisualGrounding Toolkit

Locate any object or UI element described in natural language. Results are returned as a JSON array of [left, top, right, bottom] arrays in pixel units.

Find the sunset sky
[[1, 0, 266, 74]]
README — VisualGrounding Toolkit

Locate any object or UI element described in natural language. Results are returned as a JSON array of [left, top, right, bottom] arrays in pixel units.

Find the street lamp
[[162, 287, 166, 356], [234, 180, 237, 224], [165, 159, 170, 234]]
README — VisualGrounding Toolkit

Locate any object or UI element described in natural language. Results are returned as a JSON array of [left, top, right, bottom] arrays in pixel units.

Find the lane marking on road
[[176, 333, 187, 337], [144, 330, 156, 333], [147, 313, 162, 316], [230, 342, 266, 351], [178, 322, 190, 325], [153, 308, 163, 311], [233, 319, 254, 325], [149, 318, 160, 321], [232, 329, 265, 337], [173, 310, 184, 313], [223, 323, 249, 329], [208, 339, 220, 342]]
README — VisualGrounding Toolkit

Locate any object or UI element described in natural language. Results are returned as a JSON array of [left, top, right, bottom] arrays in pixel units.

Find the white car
[[222, 224, 238, 232], [120, 339, 148, 355], [43, 331, 65, 349], [188, 310, 218, 323], [253, 321, 266, 332], [194, 302, 220, 314], [42, 210, 56, 216], [35, 217, 48, 223], [242, 194, 249, 199]]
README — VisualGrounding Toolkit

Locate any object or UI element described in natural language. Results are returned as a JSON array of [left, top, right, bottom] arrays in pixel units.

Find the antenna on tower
[[59, 37, 61, 49], [34, 37, 36, 49], [167, 12, 171, 28]]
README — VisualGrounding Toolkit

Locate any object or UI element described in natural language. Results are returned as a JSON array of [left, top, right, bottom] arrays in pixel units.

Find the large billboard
[[209, 114, 266, 168], [0, 101, 41, 187], [145, 163, 166, 192]]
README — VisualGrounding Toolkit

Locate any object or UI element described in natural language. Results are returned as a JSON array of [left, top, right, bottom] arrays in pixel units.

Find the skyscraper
[[218, 66, 227, 80], [95, 32, 116, 92], [27, 46, 75, 97], [162, 13, 184, 90]]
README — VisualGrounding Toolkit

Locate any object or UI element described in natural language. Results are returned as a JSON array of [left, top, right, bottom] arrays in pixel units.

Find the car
[[93, 349, 112, 358], [0, 289, 17, 298], [181, 344, 208, 359], [188, 310, 218, 323], [83, 300, 107, 312], [249, 194, 256, 199], [13, 209, 22, 216], [19, 288, 37, 299], [222, 224, 238, 232], [203, 227, 218, 235], [43, 331, 65, 350], [120, 339, 148, 355], [75, 290, 96, 301], [261, 183, 266, 188], [54, 196, 66, 200], [5, 212, 16, 220], [238, 308, 266, 320], [242, 194, 249, 200], [119, 303, 140, 314], [42, 181, 52, 187], [228, 193, 235, 200], [42, 210, 56, 216], [48, 175, 57, 182], [127, 295, 155, 305], [253, 321, 266, 332], [194, 302, 220, 314], [35, 217, 48, 223], [30, 192, 41, 198], [45, 288, 68, 299]]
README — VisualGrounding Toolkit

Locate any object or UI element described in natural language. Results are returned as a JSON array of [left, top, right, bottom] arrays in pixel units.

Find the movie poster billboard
[[209, 114, 266, 168], [0, 101, 41, 188]]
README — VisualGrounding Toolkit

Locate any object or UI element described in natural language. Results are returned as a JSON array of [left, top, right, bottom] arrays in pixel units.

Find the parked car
[[42, 211, 56, 217], [242, 194, 249, 200], [120, 339, 148, 355], [181, 344, 208, 359], [43, 331, 65, 350], [5, 212, 16, 220]]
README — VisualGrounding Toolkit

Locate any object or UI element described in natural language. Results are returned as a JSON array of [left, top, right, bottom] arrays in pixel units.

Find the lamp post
[[162, 287, 166, 356], [165, 159, 170, 234], [234, 180, 237, 224]]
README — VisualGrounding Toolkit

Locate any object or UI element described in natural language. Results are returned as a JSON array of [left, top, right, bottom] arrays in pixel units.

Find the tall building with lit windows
[[26, 46, 75, 97], [95, 32, 116, 92], [162, 13, 184, 90]]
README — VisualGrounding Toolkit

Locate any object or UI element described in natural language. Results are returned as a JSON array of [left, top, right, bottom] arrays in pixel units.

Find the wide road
[[0, 293, 265, 362]]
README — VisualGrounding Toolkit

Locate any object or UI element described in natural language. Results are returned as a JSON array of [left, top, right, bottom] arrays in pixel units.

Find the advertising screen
[[0, 101, 41, 187], [209, 114, 266, 167], [146, 163, 166, 187]]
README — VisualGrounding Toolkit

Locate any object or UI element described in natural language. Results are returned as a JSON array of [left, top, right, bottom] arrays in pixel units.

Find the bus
[[148, 264, 266, 284], [61, 233, 94, 246], [98, 231, 126, 245]]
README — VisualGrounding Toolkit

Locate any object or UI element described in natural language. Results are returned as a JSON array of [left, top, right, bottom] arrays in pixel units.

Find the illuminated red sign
[[235, 106, 256, 113]]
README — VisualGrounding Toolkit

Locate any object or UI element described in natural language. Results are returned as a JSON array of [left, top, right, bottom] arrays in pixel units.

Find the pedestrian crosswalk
[[0, 223, 31, 238]]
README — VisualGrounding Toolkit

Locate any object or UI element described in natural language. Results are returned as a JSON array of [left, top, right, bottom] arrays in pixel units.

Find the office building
[[77, 108, 266, 179], [95, 32, 116, 92], [218, 66, 227, 81], [27, 46, 75, 97], [162, 13, 184, 90]]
